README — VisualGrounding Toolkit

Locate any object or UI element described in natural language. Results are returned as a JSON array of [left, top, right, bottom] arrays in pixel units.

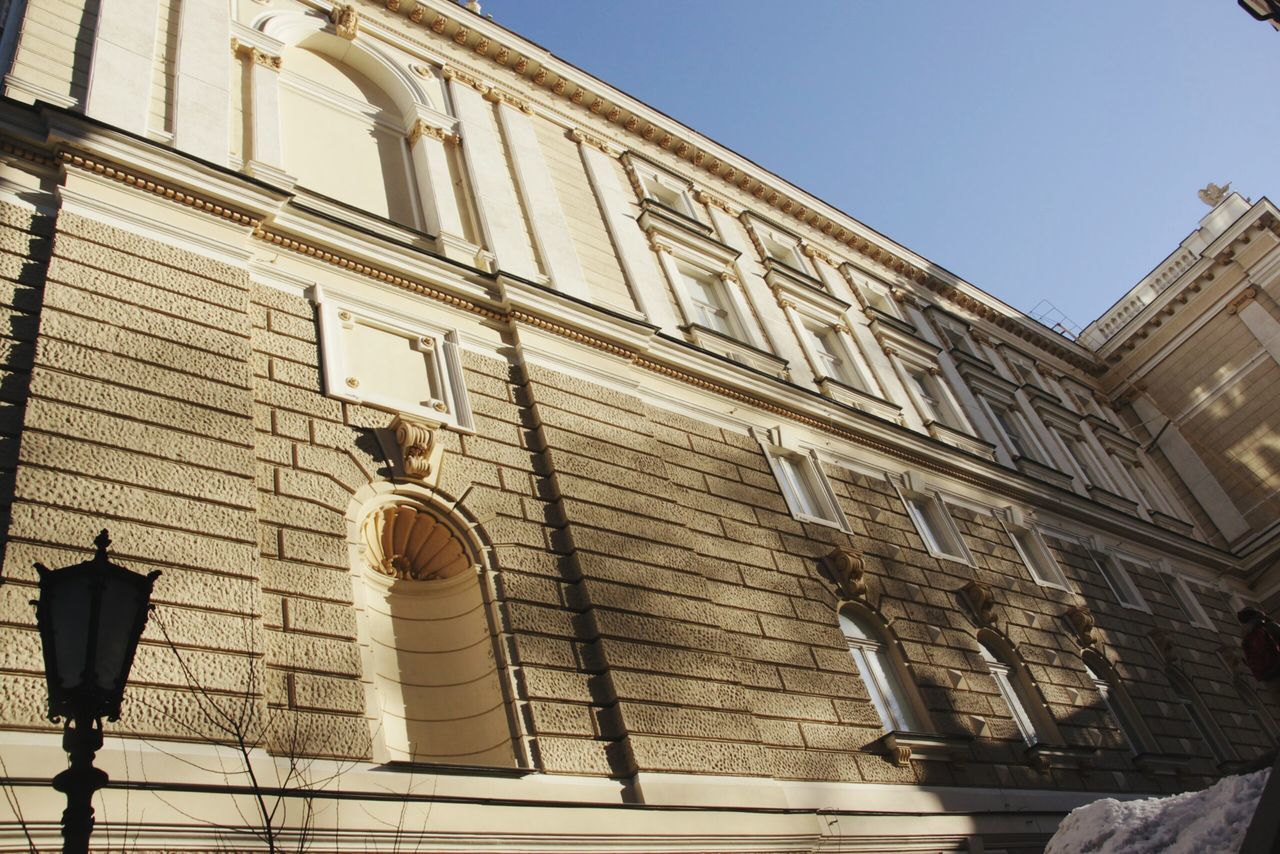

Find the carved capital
[[406, 120, 458, 147], [442, 66, 489, 93], [391, 414, 445, 485], [694, 190, 736, 215], [776, 297, 797, 311], [232, 40, 282, 70], [568, 128, 615, 156], [1063, 605, 1097, 648], [1227, 286, 1258, 315], [484, 87, 532, 114], [802, 243, 834, 266], [819, 546, 867, 602], [645, 231, 672, 256], [718, 270, 738, 284], [330, 3, 359, 40], [959, 581, 997, 628]]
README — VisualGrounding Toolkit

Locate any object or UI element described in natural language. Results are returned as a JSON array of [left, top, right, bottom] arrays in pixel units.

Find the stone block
[[623, 703, 760, 742], [278, 529, 347, 568], [521, 666, 594, 704], [265, 631, 361, 677], [536, 735, 613, 776], [593, 610, 726, 652], [290, 672, 365, 714], [529, 701, 597, 737], [626, 734, 769, 776], [608, 670, 747, 711], [767, 746, 861, 782], [745, 688, 837, 722]]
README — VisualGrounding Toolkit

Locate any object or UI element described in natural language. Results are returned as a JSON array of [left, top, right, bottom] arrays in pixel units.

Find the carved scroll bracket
[[819, 546, 867, 602]]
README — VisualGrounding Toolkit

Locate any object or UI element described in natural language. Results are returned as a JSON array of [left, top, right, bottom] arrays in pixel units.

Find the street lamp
[[33, 530, 160, 854]]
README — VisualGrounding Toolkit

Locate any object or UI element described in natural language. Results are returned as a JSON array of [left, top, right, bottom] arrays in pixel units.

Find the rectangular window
[[808, 324, 865, 390], [1006, 357, 1040, 388], [1008, 526, 1070, 590], [1163, 574, 1213, 629], [987, 658, 1040, 746], [681, 266, 744, 340], [904, 494, 970, 563], [761, 232, 806, 270], [907, 367, 962, 429], [640, 171, 696, 219], [990, 404, 1041, 462], [1092, 553, 1148, 610], [762, 445, 850, 531]]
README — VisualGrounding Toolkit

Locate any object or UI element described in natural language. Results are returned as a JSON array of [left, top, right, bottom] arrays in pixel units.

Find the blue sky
[[476, 1, 1279, 333]]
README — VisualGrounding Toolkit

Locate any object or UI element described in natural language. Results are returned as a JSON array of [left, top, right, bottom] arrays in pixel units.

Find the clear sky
[[473, 1, 1279, 333]]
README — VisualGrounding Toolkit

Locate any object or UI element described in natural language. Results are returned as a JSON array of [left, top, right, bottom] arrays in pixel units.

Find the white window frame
[[984, 398, 1049, 463], [1002, 352, 1042, 389], [1089, 549, 1149, 611], [851, 274, 902, 320], [997, 513, 1070, 591], [1161, 569, 1213, 629], [314, 288, 473, 431], [931, 315, 978, 357], [755, 222, 810, 274], [802, 319, 875, 393], [678, 261, 747, 340], [893, 475, 972, 564], [979, 644, 1041, 747], [1084, 661, 1146, 755], [840, 611, 923, 733], [902, 363, 966, 431], [629, 157, 700, 221], [759, 438, 850, 531], [1168, 669, 1233, 764]]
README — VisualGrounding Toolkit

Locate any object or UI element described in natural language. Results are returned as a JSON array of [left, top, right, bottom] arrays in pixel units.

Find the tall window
[[906, 367, 963, 429], [640, 170, 697, 218], [761, 443, 850, 531], [807, 323, 866, 390], [1161, 573, 1212, 629], [681, 266, 744, 339], [840, 610, 923, 733], [1090, 552, 1148, 610], [1084, 658, 1148, 754], [1006, 524, 1069, 590], [990, 403, 1043, 462], [978, 641, 1042, 746], [902, 491, 970, 563], [1168, 669, 1233, 764]]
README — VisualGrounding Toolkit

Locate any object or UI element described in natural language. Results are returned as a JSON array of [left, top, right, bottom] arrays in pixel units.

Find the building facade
[[0, 0, 1276, 850]]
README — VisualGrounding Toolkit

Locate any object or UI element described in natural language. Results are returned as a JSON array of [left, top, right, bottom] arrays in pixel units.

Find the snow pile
[[1046, 769, 1269, 854]]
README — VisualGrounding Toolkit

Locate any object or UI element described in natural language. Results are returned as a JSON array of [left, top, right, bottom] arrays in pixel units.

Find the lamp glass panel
[[95, 572, 145, 693], [50, 572, 91, 691]]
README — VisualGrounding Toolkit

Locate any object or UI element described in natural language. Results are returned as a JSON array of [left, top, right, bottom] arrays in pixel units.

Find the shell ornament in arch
[[361, 502, 473, 581]]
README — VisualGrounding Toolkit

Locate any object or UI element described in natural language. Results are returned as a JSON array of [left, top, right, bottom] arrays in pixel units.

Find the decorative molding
[[819, 547, 867, 601], [60, 152, 258, 225], [361, 503, 471, 581], [232, 39, 282, 70], [1226, 286, 1258, 315], [959, 581, 998, 628], [483, 87, 532, 114], [1063, 605, 1097, 649], [330, 3, 359, 40], [802, 243, 834, 267], [694, 190, 736, 215], [390, 414, 445, 484], [406, 120, 459, 147], [568, 128, 616, 157], [441, 65, 489, 93]]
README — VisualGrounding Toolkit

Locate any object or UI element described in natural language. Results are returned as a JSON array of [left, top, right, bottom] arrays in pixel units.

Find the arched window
[[1167, 668, 1233, 764], [1082, 653, 1151, 754], [839, 608, 925, 733], [353, 495, 523, 768], [977, 634, 1058, 747]]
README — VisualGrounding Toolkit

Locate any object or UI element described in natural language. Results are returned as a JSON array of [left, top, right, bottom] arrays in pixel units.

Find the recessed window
[[680, 264, 745, 340], [855, 278, 899, 318], [935, 320, 976, 356], [639, 170, 696, 219], [1162, 574, 1213, 629], [1090, 552, 1148, 610], [1084, 658, 1148, 754], [1168, 668, 1233, 763], [840, 610, 923, 733], [989, 403, 1043, 462], [902, 491, 970, 563], [762, 444, 850, 531], [806, 323, 868, 390], [978, 641, 1042, 747], [761, 231, 806, 270], [905, 367, 963, 429], [1006, 524, 1069, 590], [1005, 356, 1040, 388]]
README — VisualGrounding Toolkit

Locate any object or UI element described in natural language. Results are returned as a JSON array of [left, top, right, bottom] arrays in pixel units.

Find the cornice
[[1096, 205, 1280, 369], [360, 0, 1100, 375]]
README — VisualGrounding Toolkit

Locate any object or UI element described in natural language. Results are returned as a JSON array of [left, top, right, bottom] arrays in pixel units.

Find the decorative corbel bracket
[[330, 3, 359, 39], [389, 414, 445, 487], [1063, 605, 1098, 649], [959, 580, 998, 629], [819, 546, 867, 602]]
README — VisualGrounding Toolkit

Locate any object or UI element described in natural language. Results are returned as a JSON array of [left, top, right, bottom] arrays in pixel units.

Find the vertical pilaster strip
[[406, 119, 466, 241], [85, 0, 161, 134], [493, 99, 589, 299], [235, 36, 290, 185], [172, 0, 230, 165], [445, 74, 540, 281], [1130, 393, 1250, 541], [576, 139, 680, 330]]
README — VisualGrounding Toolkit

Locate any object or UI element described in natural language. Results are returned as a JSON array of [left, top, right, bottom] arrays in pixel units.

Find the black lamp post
[[33, 530, 159, 854]]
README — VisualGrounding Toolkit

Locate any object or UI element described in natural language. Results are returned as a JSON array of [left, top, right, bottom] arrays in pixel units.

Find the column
[[575, 131, 679, 330], [85, 0, 161, 134], [172, 0, 229, 165], [444, 69, 540, 282], [234, 34, 291, 187], [405, 112, 471, 264], [491, 91, 589, 299]]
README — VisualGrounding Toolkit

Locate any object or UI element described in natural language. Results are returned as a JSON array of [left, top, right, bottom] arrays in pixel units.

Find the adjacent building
[[0, 0, 1275, 850]]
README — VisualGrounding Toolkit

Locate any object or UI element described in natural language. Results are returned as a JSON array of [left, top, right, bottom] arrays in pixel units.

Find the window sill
[[1086, 484, 1141, 515], [817, 376, 903, 424], [1132, 751, 1195, 775], [639, 197, 713, 237], [684, 324, 789, 379], [793, 510, 851, 533], [1012, 455, 1075, 490], [1025, 743, 1097, 771], [1149, 510, 1196, 538], [870, 731, 973, 767], [925, 420, 997, 460]]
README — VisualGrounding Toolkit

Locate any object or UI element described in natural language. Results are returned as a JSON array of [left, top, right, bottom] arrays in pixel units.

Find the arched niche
[[349, 490, 521, 768], [976, 629, 1062, 747], [837, 602, 930, 734]]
